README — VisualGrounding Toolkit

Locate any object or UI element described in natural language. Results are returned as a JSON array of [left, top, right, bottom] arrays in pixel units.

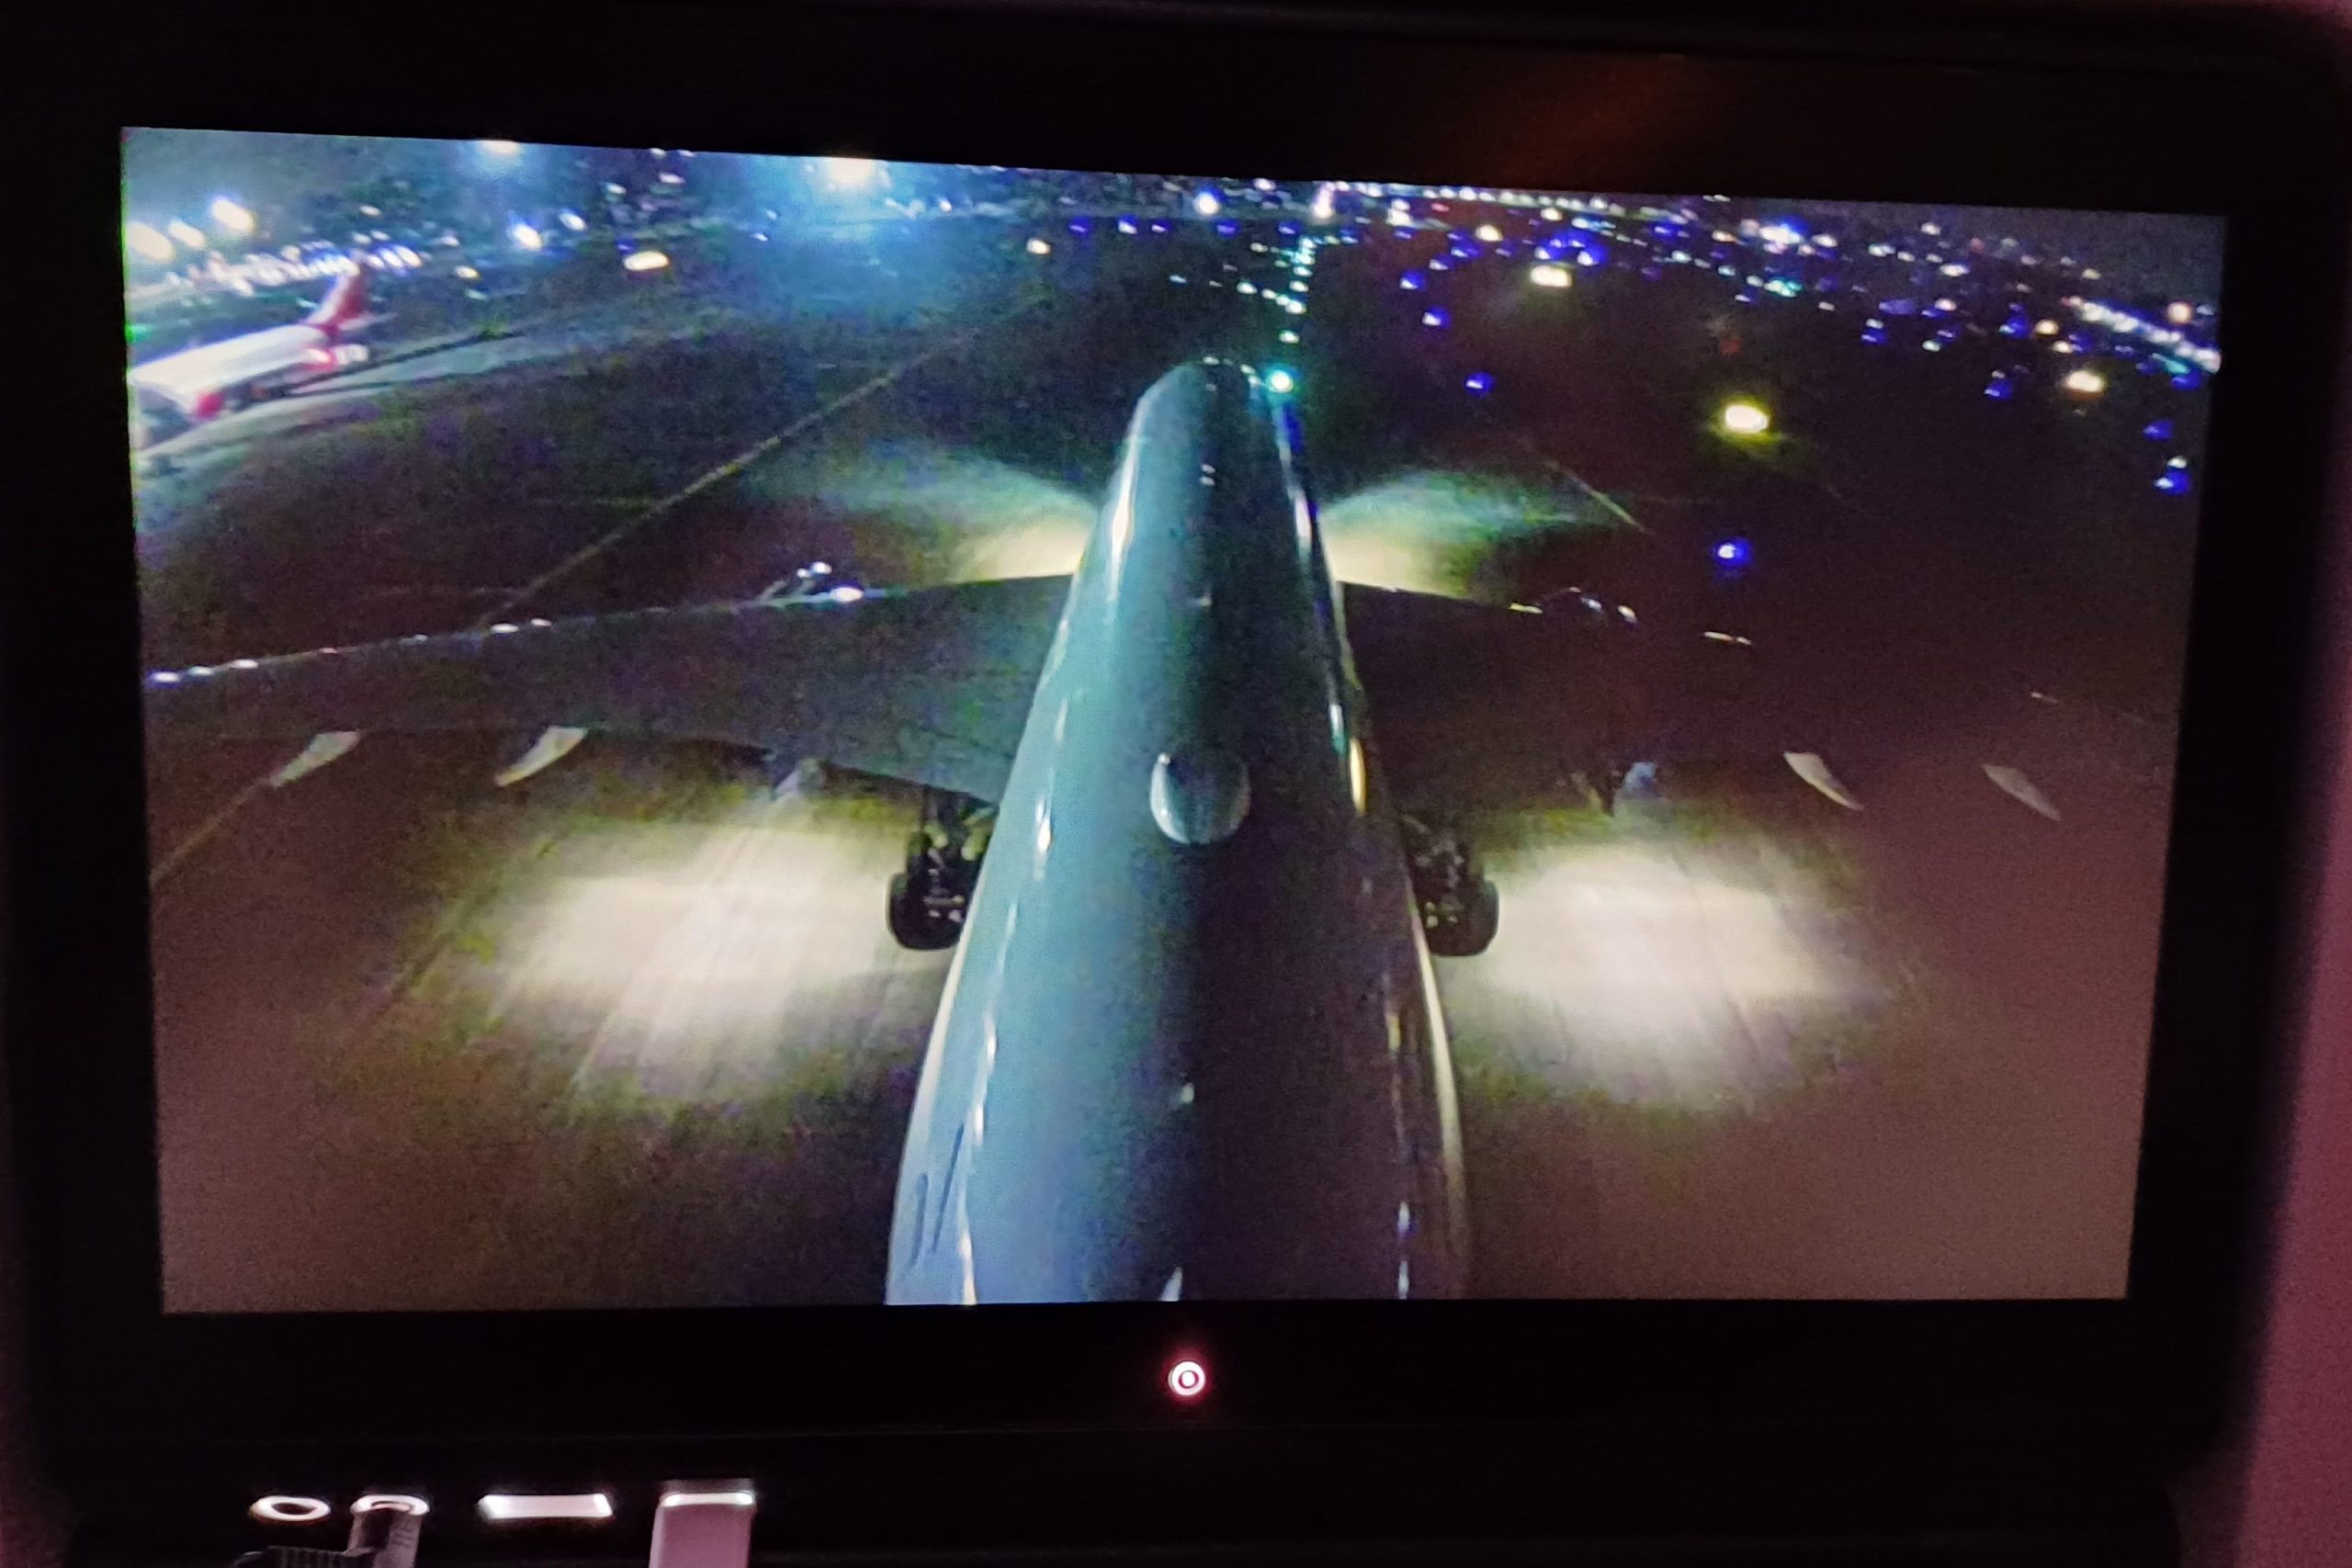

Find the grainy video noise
[[128, 130, 2220, 1309]]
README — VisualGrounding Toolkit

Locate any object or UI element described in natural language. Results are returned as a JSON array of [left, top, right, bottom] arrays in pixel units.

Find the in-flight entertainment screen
[[126, 130, 2222, 1311]]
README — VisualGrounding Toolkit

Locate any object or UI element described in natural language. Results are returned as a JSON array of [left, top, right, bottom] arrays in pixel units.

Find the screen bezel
[[9, 0, 2347, 1496]]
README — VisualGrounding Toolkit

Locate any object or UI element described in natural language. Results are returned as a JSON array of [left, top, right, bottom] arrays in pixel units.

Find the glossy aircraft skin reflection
[[888, 363, 1468, 1303]]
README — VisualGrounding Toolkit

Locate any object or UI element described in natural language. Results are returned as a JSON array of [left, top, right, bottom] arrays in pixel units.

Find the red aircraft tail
[[302, 267, 368, 333]]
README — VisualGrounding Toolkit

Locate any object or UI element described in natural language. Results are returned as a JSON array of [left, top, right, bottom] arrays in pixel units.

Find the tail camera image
[[128, 130, 2221, 1308]]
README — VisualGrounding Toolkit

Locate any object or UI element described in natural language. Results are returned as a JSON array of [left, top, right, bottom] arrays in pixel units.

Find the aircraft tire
[[1426, 877, 1500, 958], [888, 871, 961, 952]]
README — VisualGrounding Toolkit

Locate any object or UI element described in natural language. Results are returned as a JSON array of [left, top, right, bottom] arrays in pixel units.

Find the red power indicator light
[[1166, 1359, 1208, 1400]]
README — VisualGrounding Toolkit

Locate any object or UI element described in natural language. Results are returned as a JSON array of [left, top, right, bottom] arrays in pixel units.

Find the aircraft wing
[[145, 576, 1073, 804], [1341, 582, 2171, 815]]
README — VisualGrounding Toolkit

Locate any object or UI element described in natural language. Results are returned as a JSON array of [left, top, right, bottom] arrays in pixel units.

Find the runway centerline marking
[[150, 309, 1027, 889]]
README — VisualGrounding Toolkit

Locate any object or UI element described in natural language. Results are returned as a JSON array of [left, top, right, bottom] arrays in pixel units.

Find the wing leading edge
[[144, 576, 1073, 805]]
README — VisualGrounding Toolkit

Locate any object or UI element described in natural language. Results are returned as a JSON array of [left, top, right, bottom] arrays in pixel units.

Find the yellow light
[[123, 221, 174, 263], [166, 219, 206, 250], [2033, 318, 2060, 336], [1720, 400, 1771, 436], [1528, 263, 1572, 289], [1024, 237, 1051, 255], [209, 197, 255, 235], [2062, 368, 2107, 395], [1265, 368, 1296, 394], [478, 140, 522, 156], [1475, 223, 1502, 243], [2166, 301, 2195, 325], [622, 249, 670, 272]]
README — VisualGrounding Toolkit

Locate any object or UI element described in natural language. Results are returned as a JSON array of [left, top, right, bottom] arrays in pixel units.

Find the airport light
[[209, 197, 256, 236], [1193, 189, 1222, 218], [1278, 329, 1299, 344], [558, 210, 586, 231], [124, 220, 175, 262], [2166, 301, 2196, 325], [1025, 237, 1052, 255], [1714, 537, 1752, 566], [1310, 186, 1335, 221], [2062, 367, 2108, 396], [1474, 223, 1502, 243], [1528, 263, 1573, 288], [478, 140, 522, 156], [1719, 399, 1771, 437], [1265, 368, 1297, 394], [509, 221, 543, 252], [2033, 318, 2061, 336], [622, 249, 671, 273], [166, 219, 207, 251]]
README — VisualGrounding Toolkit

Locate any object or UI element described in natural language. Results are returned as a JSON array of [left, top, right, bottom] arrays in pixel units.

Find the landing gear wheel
[[888, 870, 962, 951], [1403, 815, 1501, 957], [1425, 875, 1500, 957], [1420, 884, 1496, 959]]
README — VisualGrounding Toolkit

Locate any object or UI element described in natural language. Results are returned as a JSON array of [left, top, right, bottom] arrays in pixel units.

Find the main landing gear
[[888, 788, 994, 951], [1401, 816, 1499, 957]]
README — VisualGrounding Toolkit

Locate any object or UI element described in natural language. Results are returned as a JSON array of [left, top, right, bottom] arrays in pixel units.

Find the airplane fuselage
[[888, 361, 1469, 1303]]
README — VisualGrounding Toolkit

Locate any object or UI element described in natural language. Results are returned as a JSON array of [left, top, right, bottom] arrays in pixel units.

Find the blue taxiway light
[[1464, 373, 1494, 394], [1216, 220, 1240, 236], [2156, 471, 2192, 495], [1069, 219, 1091, 235], [1399, 271, 1425, 291], [1714, 537, 1752, 565], [1985, 377, 2016, 400], [1420, 309, 1449, 328], [2144, 419, 2176, 440], [1861, 329, 1888, 344], [2171, 371, 2204, 390]]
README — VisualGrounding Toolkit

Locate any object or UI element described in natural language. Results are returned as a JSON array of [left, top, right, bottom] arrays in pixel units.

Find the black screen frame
[[9, 0, 2348, 1517]]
